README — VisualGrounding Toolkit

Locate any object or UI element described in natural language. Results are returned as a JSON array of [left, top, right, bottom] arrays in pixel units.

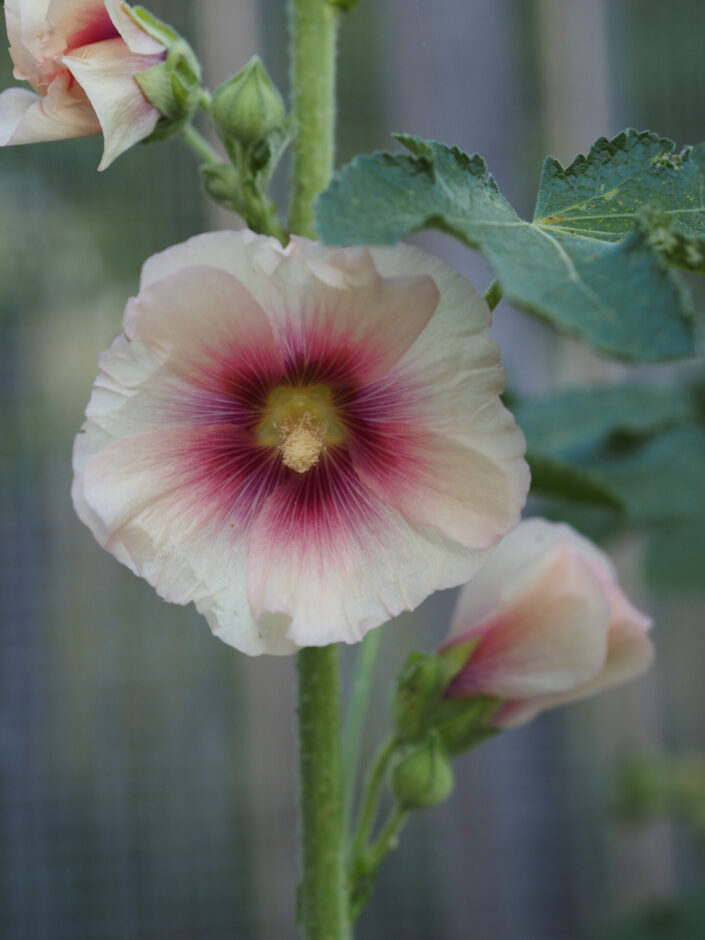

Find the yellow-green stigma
[[257, 384, 345, 473]]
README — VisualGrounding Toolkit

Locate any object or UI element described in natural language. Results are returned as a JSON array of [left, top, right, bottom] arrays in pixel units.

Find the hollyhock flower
[[0, 0, 166, 169], [443, 518, 654, 726], [72, 230, 529, 655]]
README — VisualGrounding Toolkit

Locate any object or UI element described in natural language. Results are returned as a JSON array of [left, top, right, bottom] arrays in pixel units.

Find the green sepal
[[437, 639, 478, 686], [432, 697, 501, 756], [391, 652, 447, 742], [135, 40, 202, 142], [389, 730, 454, 811], [127, 4, 180, 46], [391, 645, 502, 754]]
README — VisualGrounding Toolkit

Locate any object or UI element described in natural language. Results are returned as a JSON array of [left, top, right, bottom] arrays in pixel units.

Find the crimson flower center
[[256, 384, 346, 474]]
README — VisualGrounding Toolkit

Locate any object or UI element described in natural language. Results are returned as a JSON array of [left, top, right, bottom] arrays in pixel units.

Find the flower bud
[[389, 731, 454, 811], [212, 56, 286, 146]]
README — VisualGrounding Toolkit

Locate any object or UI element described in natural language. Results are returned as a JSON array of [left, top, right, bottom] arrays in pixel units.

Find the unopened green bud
[[389, 731, 454, 811], [212, 56, 286, 146]]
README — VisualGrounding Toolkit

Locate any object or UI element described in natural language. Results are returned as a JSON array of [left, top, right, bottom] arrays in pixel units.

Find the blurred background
[[1, 1, 704, 937]]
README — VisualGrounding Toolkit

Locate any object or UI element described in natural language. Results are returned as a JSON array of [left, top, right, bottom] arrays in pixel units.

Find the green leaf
[[535, 131, 705, 273], [317, 133, 696, 361], [526, 452, 623, 509], [514, 382, 698, 511], [514, 382, 697, 460], [589, 426, 705, 523], [645, 518, 705, 591]]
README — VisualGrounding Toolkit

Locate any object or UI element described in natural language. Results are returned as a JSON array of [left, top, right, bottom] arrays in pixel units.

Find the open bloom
[[0, 0, 166, 168], [72, 231, 529, 654], [443, 518, 654, 726]]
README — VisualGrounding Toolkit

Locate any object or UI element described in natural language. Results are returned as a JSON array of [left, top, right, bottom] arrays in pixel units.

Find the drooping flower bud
[[211, 56, 286, 146], [389, 731, 454, 811], [442, 518, 654, 728]]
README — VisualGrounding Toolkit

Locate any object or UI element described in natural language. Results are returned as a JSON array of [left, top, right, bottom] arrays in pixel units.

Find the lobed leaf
[[317, 132, 698, 361], [535, 130, 705, 273]]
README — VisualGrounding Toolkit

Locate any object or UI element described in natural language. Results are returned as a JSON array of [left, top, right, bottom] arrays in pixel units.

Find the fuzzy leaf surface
[[317, 132, 697, 360]]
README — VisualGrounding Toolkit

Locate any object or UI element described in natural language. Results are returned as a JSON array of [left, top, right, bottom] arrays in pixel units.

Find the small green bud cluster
[[380, 642, 501, 815], [200, 57, 289, 238]]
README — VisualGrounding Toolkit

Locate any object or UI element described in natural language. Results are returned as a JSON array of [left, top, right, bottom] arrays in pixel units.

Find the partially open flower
[[443, 519, 654, 726], [0, 0, 167, 168], [72, 231, 529, 654]]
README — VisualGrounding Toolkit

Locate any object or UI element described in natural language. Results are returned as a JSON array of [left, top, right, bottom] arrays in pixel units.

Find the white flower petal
[[348, 427, 525, 550], [0, 75, 100, 144], [5, 0, 50, 79], [104, 0, 165, 55], [63, 36, 163, 169], [246, 450, 486, 647], [449, 548, 610, 699]]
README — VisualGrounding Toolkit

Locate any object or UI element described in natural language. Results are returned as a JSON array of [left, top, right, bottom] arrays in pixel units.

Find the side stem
[[297, 646, 350, 939], [288, 0, 340, 236], [342, 627, 384, 829]]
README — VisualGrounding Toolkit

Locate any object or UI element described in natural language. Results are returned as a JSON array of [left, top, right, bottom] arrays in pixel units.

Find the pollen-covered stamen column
[[288, 0, 349, 938]]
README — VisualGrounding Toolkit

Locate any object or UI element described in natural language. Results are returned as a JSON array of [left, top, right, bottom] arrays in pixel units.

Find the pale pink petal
[[5, 0, 51, 76], [348, 426, 525, 550], [121, 265, 285, 385], [73, 426, 295, 655], [138, 234, 443, 384], [104, 0, 165, 55], [0, 74, 99, 145], [366, 243, 529, 529], [76, 266, 285, 456], [137, 230, 290, 293], [447, 549, 610, 699], [448, 518, 583, 635], [46, 0, 115, 53], [494, 620, 655, 729], [63, 36, 163, 169], [247, 449, 487, 647], [253, 242, 441, 385]]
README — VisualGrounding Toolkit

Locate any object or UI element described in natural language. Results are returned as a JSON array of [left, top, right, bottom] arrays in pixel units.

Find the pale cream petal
[[5, 0, 52, 75], [246, 452, 487, 648], [450, 548, 610, 699], [73, 427, 295, 656], [349, 428, 526, 550], [104, 0, 165, 54], [449, 519, 589, 635], [63, 36, 163, 168], [0, 75, 100, 145]]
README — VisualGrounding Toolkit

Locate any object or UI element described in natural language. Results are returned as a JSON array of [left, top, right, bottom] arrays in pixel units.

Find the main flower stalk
[[297, 647, 350, 938], [289, 0, 348, 936], [288, 0, 340, 237]]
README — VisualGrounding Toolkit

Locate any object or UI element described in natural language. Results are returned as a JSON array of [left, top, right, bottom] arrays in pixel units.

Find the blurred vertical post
[[535, 0, 676, 920]]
